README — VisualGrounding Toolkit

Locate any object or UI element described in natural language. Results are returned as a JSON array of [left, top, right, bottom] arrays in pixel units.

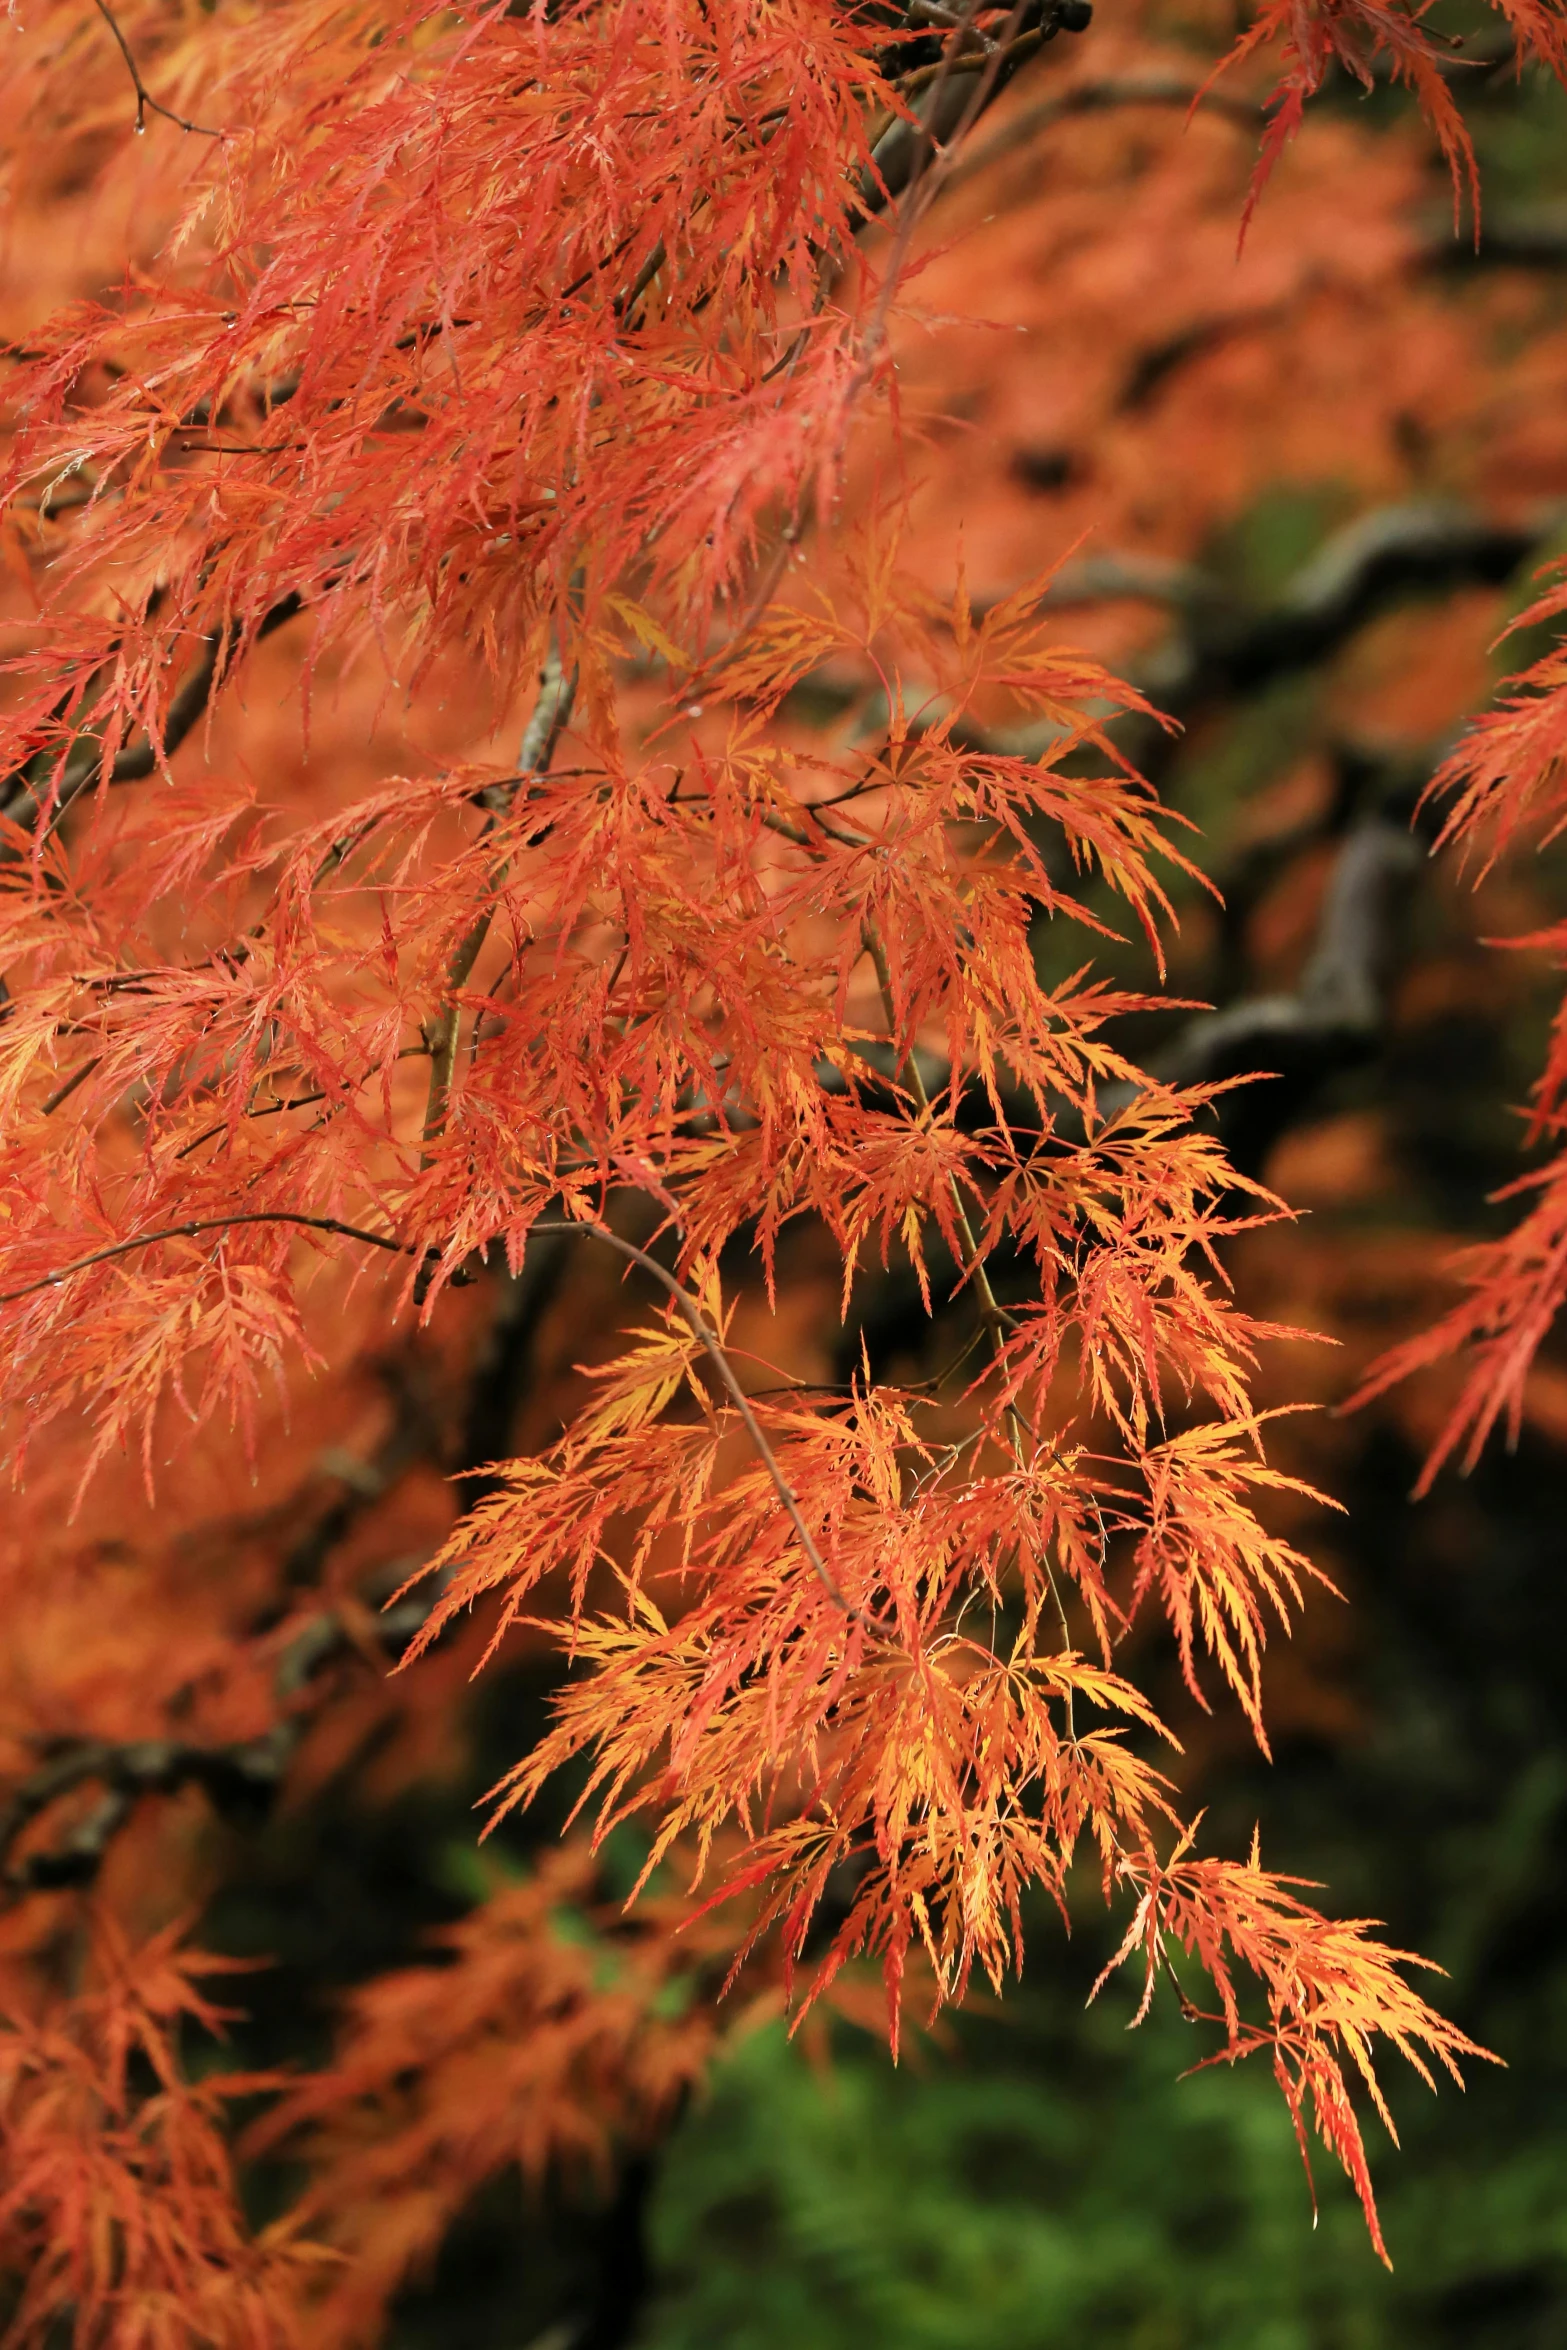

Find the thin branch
[[89, 0, 222, 137], [895, 19, 1053, 102], [989, 499, 1564, 787], [846, 0, 1002, 414], [855, 0, 1091, 224], [173, 1049, 433, 1162], [41, 1056, 100, 1117], [420, 647, 578, 1160], [1027, 550, 1227, 615], [615, 238, 667, 321], [113, 592, 304, 781], [0, 1213, 408, 1307], [530, 1217, 878, 1626], [1, 592, 304, 838]]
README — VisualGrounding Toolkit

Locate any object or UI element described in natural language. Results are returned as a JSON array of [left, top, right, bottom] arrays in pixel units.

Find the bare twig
[[89, 0, 222, 138], [847, 0, 1011, 414], [855, 0, 1092, 223], [41, 1057, 101, 1117]]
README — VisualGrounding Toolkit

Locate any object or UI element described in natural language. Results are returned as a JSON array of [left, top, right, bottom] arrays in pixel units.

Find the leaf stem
[[530, 1216, 881, 1628]]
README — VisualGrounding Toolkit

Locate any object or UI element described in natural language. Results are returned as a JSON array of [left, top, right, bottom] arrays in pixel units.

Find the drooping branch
[[103, 598, 305, 784], [1146, 503, 1558, 709]]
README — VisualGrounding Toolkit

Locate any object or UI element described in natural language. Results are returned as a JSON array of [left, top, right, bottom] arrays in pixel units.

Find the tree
[[0, 1, 1564, 2341]]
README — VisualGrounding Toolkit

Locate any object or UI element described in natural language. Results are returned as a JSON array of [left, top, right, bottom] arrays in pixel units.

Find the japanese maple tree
[[1, 0, 1564, 2341]]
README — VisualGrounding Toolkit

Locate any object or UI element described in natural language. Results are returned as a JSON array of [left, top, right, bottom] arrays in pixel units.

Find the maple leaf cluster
[[0, 1915, 317, 2350], [0, 0, 1562, 2339]]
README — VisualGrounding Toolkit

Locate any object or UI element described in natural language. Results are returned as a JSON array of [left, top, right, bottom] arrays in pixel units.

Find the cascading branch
[[1354, 554, 1567, 1478], [3, 0, 1562, 2336]]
